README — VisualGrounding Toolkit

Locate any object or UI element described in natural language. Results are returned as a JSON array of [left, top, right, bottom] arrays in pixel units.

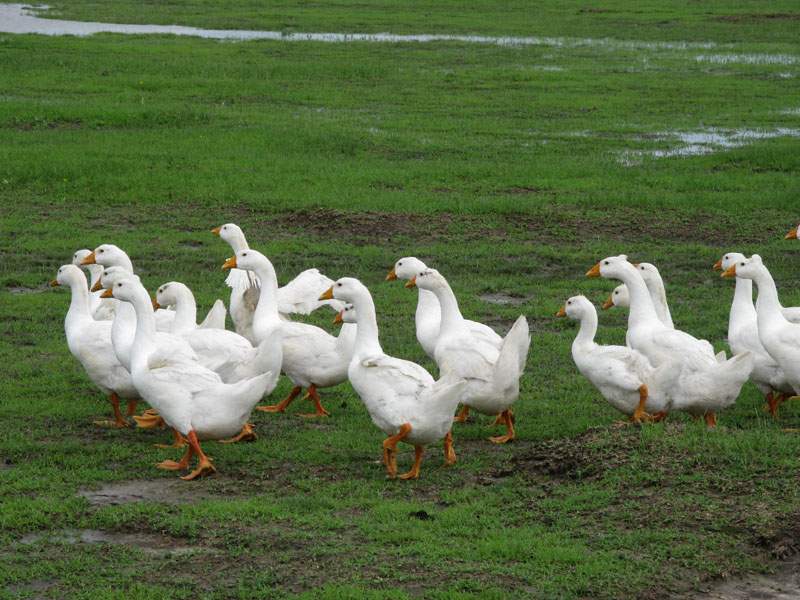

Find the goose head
[[50, 264, 84, 288], [94, 266, 136, 292], [72, 249, 91, 266], [786, 225, 799, 240], [714, 252, 746, 273], [633, 262, 663, 286], [386, 256, 428, 281], [333, 303, 357, 325], [222, 248, 269, 273], [722, 254, 762, 280], [603, 284, 629, 309], [556, 295, 593, 320], [213, 223, 248, 253], [406, 268, 445, 292], [154, 281, 188, 310], [100, 276, 148, 305], [320, 277, 369, 304], [82, 244, 132, 270], [586, 255, 631, 280]]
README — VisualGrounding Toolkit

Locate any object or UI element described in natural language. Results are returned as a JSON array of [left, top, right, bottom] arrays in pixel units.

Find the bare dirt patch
[[78, 479, 209, 506], [709, 13, 800, 23]]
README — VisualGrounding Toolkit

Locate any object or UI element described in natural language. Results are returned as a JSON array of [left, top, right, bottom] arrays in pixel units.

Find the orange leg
[[93, 392, 129, 428], [157, 443, 194, 471], [399, 445, 424, 479], [765, 392, 792, 418], [382, 423, 411, 479], [441, 431, 456, 468], [298, 385, 331, 418], [134, 413, 166, 429], [155, 428, 189, 448], [704, 413, 717, 427], [453, 406, 470, 422], [651, 411, 669, 422], [219, 423, 258, 444], [181, 430, 216, 480], [125, 398, 140, 417], [491, 410, 515, 426], [489, 409, 515, 444], [257, 385, 302, 413], [632, 384, 652, 423]]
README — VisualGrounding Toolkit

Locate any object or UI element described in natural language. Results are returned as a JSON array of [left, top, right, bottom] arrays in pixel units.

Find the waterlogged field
[[1, 1, 800, 598]]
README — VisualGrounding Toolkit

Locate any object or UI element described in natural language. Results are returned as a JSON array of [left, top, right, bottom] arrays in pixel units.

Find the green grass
[[1, 1, 800, 598]]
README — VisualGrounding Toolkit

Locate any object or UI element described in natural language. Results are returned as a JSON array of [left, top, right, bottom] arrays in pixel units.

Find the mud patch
[[672, 555, 800, 599], [19, 529, 199, 556], [5, 578, 57, 595], [479, 292, 526, 305], [78, 479, 214, 506], [709, 13, 800, 23]]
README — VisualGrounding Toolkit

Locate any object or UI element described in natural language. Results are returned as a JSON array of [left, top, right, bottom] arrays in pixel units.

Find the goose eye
[[604, 260, 609, 265], [336, 282, 342, 287], [398, 262, 402, 266], [98, 249, 104, 253]]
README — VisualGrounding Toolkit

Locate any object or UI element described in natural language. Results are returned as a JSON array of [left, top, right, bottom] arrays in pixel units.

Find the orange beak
[[712, 259, 723, 271], [101, 287, 114, 298], [721, 265, 737, 278], [91, 279, 104, 292], [586, 262, 602, 278], [556, 305, 566, 318], [404, 275, 417, 288], [786, 226, 798, 240], [386, 267, 397, 281], [212, 226, 221, 236], [333, 311, 343, 324], [222, 256, 237, 270], [49, 278, 59, 287], [152, 298, 161, 311], [602, 295, 614, 310], [319, 286, 334, 301], [80, 251, 96, 265]]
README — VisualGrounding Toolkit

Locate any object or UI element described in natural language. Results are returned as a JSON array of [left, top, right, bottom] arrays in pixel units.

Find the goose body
[[155, 281, 280, 385], [411, 268, 530, 442], [227, 249, 352, 417], [558, 295, 670, 421], [715, 252, 793, 415], [103, 276, 276, 479], [51, 264, 139, 427], [724, 255, 800, 396], [386, 256, 500, 360], [588, 255, 753, 423], [323, 277, 465, 478]]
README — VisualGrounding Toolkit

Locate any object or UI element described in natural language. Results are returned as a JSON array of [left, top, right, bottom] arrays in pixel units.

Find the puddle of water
[[620, 127, 800, 164], [7, 284, 49, 294], [479, 292, 526, 305], [696, 53, 800, 66], [77, 479, 202, 506], [19, 529, 197, 555]]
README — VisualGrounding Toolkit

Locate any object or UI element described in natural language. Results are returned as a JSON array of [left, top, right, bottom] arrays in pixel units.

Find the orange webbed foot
[[219, 423, 258, 444]]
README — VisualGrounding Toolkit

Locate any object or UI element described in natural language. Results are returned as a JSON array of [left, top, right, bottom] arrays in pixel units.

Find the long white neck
[[614, 264, 661, 329], [644, 278, 673, 328], [169, 285, 198, 334], [351, 290, 383, 360], [572, 308, 598, 352], [729, 277, 756, 330], [228, 231, 249, 254], [65, 275, 92, 330], [125, 286, 159, 369], [247, 259, 281, 344], [426, 280, 465, 333], [416, 288, 440, 324], [749, 265, 788, 330]]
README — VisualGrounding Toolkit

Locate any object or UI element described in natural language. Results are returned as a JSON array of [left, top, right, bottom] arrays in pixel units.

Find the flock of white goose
[[51, 223, 530, 480], [51, 221, 800, 481], [558, 224, 800, 429]]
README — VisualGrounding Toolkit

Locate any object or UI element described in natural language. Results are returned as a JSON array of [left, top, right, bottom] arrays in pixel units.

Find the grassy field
[[1, 1, 800, 598]]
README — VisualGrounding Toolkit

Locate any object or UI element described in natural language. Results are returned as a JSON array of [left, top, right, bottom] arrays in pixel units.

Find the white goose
[[320, 277, 465, 479], [386, 256, 500, 362], [587, 255, 753, 425], [154, 280, 281, 388], [715, 252, 794, 417], [410, 268, 530, 443], [558, 295, 670, 422], [722, 255, 800, 398], [633, 263, 674, 329], [71, 249, 114, 321], [101, 276, 276, 479], [153, 281, 226, 334], [226, 249, 353, 418], [603, 284, 630, 312], [50, 264, 139, 427], [212, 223, 344, 344]]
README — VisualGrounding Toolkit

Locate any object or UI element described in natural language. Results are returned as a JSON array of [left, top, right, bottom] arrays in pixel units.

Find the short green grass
[[1, 1, 800, 598]]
